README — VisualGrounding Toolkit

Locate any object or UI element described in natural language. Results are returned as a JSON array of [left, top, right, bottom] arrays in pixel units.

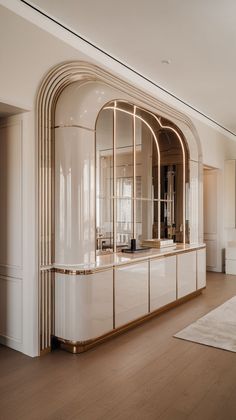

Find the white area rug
[[174, 296, 236, 352]]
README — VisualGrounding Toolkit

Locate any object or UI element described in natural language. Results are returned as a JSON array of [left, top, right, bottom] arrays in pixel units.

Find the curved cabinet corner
[[55, 270, 113, 342]]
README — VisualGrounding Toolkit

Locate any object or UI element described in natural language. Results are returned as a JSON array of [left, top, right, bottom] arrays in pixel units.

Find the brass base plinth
[[54, 288, 205, 354]]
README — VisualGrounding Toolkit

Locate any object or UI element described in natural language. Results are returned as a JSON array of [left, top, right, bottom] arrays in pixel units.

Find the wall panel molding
[[0, 115, 24, 353], [0, 118, 23, 270], [0, 275, 23, 351]]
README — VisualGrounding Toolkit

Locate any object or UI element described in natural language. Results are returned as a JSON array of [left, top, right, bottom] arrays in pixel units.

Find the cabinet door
[[55, 270, 113, 342], [150, 256, 176, 311], [177, 251, 196, 298], [197, 248, 206, 289], [115, 261, 148, 328]]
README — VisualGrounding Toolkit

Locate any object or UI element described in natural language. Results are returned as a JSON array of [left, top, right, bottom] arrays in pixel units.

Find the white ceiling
[[27, 0, 236, 134]]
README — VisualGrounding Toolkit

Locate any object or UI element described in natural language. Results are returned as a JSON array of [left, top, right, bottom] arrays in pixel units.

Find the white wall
[[0, 5, 89, 110], [0, 116, 23, 351], [0, 1, 236, 355], [192, 118, 236, 270], [0, 113, 38, 356]]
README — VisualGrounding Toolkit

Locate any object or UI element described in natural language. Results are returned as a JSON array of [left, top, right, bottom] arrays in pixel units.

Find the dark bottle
[[130, 238, 136, 251]]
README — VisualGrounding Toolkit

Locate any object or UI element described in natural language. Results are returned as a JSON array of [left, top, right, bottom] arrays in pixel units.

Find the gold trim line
[[55, 287, 205, 353], [53, 245, 206, 275], [54, 266, 113, 275]]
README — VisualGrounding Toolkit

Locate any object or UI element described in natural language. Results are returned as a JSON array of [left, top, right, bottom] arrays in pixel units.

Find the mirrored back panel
[[96, 100, 189, 254]]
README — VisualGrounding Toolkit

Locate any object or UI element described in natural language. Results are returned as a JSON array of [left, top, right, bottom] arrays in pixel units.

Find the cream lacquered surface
[[177, 251, 197, 298], [150, 255, 176, 311], [55, 270, 113, 342], [115, 261, 149, 328], [197, 248, 206, 289], [53, 243, 205, 272], [54, 248, 206, 345], [55, 80, 123, 129], [55, 127, 95, 265], [54, 80, 129, 267]]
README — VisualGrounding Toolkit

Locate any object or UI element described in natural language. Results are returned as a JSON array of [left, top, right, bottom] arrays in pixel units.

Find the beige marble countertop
[[54, 243, 206, 274]]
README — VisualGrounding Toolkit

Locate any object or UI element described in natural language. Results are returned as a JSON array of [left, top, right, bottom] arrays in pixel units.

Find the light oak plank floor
[[1, 272, 236, 420]]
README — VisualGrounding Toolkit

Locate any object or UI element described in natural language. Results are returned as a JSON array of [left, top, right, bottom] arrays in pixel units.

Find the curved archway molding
[[37, 61, 203, 353]]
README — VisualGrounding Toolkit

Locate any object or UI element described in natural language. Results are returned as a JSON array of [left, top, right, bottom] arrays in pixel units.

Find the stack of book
[[141, 238, 176, 249]]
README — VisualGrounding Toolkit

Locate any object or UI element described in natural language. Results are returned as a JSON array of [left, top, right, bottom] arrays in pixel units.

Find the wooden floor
[[1, 272, 236, 420]]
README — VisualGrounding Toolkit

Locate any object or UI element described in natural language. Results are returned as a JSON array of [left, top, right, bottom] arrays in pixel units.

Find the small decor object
[[121, 238, 150, 253], [141, 238, 176, 249]]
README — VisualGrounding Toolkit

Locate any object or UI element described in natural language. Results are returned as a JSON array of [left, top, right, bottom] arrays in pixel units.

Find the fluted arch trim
[[37, 61, 202, 353]]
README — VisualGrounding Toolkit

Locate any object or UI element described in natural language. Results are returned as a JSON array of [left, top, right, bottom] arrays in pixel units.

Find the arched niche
[[37, 61, 203, 352], [95, 100, 190, 255]]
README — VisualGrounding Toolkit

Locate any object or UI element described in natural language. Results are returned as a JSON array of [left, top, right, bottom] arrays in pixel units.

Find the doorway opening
[[203, 165, 221, 272]]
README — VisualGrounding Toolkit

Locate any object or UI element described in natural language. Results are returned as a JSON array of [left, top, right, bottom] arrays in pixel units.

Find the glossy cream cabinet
[[55, 270, 113, 342], [197, 248, 206, 288], [150, 256, 176, 311], [54, 247, 206, 348], [55, 127, 95, 266], [115, 261, 149, 327], [177, 251, 197, 298]]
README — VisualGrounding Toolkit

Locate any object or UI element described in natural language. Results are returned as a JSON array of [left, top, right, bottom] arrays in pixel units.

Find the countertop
[[53, 243, 206, 274]]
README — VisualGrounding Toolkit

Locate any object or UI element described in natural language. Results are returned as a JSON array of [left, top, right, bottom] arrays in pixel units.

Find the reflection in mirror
[[96, 108, 114, 253], [116, 198, 133, 250], [96, 198, 113, 252], [159, 129, 183, 242], [95, 100, 189, 255], [116, 104, 134, 198], [115, 106, 134, 248], [137, 120, 154, 200], [136, 199, 157, 243]]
